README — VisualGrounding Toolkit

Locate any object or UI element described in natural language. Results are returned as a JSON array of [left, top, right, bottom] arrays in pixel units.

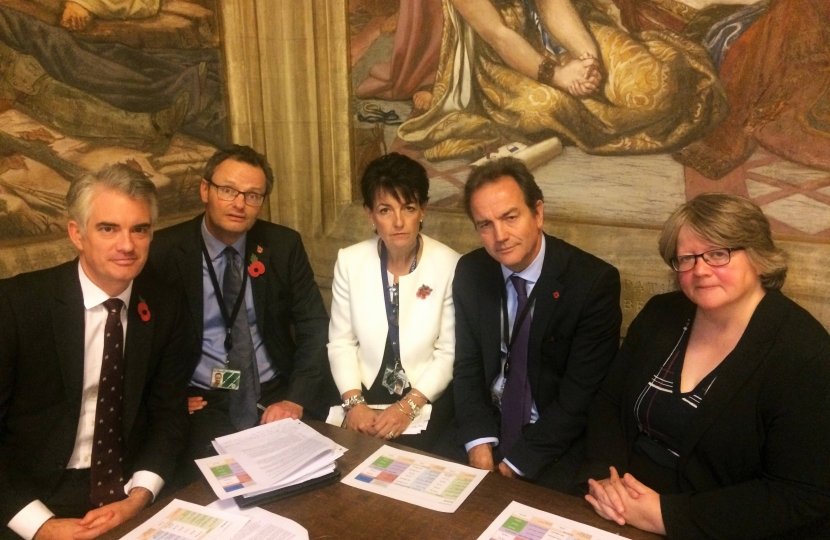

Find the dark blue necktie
[[500, 275, 533, 455]]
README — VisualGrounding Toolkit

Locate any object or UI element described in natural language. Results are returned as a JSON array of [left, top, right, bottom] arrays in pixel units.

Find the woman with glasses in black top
[[581, 193, 830, 539]]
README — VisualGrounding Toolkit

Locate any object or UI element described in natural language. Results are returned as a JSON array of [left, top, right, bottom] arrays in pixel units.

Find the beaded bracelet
[[537, 55, 559, 87]]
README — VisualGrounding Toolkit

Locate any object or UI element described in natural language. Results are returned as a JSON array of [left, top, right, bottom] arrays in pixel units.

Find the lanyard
[[500, 277, 537, 375], [201, 238, 248, 353], [379, 236, 420, 361]]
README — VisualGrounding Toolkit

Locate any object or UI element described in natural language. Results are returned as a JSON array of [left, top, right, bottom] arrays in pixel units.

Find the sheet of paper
[[208, 499, 308, 540], [341, 445, 486, 513], [119, 499, 249, 540], [196, 454, 266, 500], [325, 404, 432, 434], [213, 419, 336, 486], [476, 501, 632, 540]]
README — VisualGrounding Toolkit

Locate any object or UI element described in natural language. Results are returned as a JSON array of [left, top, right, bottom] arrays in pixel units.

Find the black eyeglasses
[[207, 180, 265, 207], [671, 248, 743, 272]]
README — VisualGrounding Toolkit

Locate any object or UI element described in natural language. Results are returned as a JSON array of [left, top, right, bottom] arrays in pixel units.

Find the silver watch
[[341, 395, 366, 411]]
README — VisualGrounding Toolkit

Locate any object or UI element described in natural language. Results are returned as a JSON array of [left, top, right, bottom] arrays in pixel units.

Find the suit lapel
[[677, 291, 782, 470], [52, 262, 86, 425], [123, 287, 153, 439], [245, 223, 267, 332], [527, 235, 564, 391], [481, 257, 504, 379], [178, 216, 204, 337]]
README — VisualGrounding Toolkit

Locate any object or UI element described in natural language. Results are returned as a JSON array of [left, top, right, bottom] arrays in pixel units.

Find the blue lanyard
[[379, 236, 420, 361]]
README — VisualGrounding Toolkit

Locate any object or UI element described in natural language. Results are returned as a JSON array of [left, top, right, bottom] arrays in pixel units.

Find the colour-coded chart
[[343, 445, 487, 512], [477, 502, 631, 540], [195, 455, 260, 498]]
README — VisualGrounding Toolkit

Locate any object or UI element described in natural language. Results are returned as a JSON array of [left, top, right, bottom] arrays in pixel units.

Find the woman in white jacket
[[328, 153, 460, 451]]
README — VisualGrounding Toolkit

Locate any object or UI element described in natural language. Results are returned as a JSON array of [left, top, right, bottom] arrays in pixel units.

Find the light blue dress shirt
[[191, 219, 277, 389]]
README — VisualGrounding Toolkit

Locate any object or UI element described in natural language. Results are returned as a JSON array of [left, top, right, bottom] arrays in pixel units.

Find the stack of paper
[[196, 419, 345, 500]]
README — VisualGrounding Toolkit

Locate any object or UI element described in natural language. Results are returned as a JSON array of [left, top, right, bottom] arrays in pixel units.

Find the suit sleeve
[[0, 284, 41, 526], [507, 264, 622, 478], [661, 341, 830, 539], [327, 250, 362, 395], [282, 235, 330, 412], [452, 259, 500, 446], [130, 293, 190, 482]]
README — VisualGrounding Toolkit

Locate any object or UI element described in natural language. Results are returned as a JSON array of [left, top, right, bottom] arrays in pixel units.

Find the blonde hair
[[658, 193, 787, 290]]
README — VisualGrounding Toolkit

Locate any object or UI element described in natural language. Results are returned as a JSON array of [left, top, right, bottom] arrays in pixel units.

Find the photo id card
[[210, 368, 241, 390]]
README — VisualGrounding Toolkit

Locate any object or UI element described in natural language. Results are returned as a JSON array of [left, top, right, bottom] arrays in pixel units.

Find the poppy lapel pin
[[416, 285, 432, 299], [248, 250, 265, 278], [137, 295, 151, 322]]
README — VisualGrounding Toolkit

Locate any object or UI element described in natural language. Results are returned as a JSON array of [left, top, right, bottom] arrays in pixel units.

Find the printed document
[[208, 499, 308, 540], [476, 501, 632, 540], [119, 499, 248, 540], [341, 445, 487, 513]]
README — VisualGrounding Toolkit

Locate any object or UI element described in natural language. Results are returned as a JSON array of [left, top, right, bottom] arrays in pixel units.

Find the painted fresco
[[349, 0, 830, 237], [0, 0, 228, 242]]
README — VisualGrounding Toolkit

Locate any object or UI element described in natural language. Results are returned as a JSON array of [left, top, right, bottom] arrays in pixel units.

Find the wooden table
[[103, 422, 662, 540]]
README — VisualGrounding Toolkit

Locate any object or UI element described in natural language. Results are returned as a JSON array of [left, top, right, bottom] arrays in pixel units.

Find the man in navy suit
[[0, 165, 189, 540], [147, 145, 331, 469], [449, 157, 622, 492]]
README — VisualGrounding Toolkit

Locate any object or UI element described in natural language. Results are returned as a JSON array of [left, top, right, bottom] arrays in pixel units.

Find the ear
[[200, 179, 210, 204], [67, 220, 84, 251], [364, 205, 374, 226], [534, 200, 544, 228]]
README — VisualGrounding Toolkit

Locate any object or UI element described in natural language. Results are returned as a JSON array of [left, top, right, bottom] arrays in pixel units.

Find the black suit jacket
[[453, 233, 622, 478], [582, 290, 830, 539], [0, 261, 189, 526], [147, 215, 331, 415]]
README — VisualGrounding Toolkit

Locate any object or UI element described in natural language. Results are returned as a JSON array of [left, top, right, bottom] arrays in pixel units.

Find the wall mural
[[350, 0, 830, 238], [0, 0, 227, 244]]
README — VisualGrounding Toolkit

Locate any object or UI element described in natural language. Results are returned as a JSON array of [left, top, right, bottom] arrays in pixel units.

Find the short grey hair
[[66, 164, 158, 234], [658, 193, 787, 290]]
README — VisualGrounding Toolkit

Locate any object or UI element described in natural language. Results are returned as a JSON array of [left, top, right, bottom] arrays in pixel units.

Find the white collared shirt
[[7, 263, 163, 540]]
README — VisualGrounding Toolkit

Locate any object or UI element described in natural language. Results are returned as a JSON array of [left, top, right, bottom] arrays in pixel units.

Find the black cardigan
[[582, 290, 830, 539]]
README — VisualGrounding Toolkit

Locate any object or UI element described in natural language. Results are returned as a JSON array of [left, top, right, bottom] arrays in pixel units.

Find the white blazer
[[327, 234, 460, 401]]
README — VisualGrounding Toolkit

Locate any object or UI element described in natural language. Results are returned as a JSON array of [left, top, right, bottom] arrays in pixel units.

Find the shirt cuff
[[464, 437, 499, 453], [502, 459, 525, 477], [7, 500, 54, 540], [124, 471, 164, 501]]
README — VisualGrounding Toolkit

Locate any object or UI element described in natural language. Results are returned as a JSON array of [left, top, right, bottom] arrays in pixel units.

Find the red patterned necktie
[[90, 298, 127, 507]]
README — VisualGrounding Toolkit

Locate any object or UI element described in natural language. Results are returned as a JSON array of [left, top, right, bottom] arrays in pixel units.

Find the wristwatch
[[341, 395, 366, 411]]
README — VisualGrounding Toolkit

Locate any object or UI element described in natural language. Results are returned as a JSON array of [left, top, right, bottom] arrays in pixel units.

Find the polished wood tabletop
[[102, 421, 662, 540]]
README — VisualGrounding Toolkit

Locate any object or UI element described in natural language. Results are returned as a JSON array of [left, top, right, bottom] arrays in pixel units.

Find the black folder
[[233, 468, 341, 508]]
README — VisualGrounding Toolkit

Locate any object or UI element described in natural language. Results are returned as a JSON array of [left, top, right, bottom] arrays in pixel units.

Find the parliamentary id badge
[[210, 368, 241, 390]]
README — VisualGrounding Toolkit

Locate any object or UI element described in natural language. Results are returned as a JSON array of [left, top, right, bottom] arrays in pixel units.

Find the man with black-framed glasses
[[146, 145, 332, 483]]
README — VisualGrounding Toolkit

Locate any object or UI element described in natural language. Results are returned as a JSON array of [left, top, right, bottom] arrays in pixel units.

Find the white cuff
[[7, 500, 54, 540], [124, 470, 164, 501], [502, 459, 525, 477], [464, 437, 499, 453]]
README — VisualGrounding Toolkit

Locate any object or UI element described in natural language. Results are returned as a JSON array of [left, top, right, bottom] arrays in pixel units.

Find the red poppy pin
[[248, 252, 265, 278], [416, 285, 432, 299], [137, 296, 151, 322], [553, 291, 560, 299]]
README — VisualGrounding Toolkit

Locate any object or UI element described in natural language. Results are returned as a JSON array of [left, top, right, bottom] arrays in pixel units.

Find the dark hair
[[204, 144, 275, 195], [360, 153, 429, 208], [463, 157, 544, 220], [658, 193, 788, 290], [66, 164, 158, 234]]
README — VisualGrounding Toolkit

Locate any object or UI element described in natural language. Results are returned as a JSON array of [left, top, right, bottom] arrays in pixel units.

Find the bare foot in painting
[[413, 90, 433, 111], [60, 2, 93, 31], [552, 55, 602, 97]]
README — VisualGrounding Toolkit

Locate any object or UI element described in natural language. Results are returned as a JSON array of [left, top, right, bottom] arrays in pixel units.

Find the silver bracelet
[[403, 396, 421, 418], [341, 395, 366, 411]]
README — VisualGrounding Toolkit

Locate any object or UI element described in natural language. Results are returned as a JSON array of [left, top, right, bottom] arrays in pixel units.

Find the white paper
[[213, 419, 336, 486], [325, 404, 432, 434], [341, 445, 487, 513], [119, 499, 249, 540], [476, 501, 632, 540], [207, 500, 308, 540], [196, 454, 265, 500]]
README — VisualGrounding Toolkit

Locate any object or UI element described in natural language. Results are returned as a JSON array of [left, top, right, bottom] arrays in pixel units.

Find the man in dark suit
[[146, 145, 330, 467], [0, 165, 189, 540], [450, 157, 621, 492]]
